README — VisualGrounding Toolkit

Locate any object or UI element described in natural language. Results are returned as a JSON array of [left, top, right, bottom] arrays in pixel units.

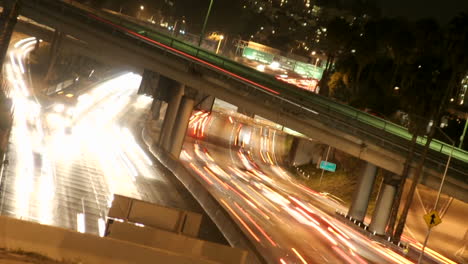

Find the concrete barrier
[[107, 221, 247, 264], [108, 194, 202, 237], [0, 215, 218, 264]]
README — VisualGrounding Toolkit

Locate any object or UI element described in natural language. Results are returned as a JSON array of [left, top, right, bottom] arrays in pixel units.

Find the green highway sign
[[320, 161, 336, 172]]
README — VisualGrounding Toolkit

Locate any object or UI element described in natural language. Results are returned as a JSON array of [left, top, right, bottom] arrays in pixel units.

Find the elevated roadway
[[18, 0, 468, 202]]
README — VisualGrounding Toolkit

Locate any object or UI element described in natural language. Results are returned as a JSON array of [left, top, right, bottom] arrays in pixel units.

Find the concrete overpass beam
[[0, 0, 20, 69], [237, 107, 255, 118], [348, 162, 378, 222], [170, 96, 196, 158], [195, 95, 215, 112], [138, 69, 160, 96], [159, 79, 184, 151]]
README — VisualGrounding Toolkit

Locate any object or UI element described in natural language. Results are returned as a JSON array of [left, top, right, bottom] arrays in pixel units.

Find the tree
[[391, 14, 468, 242], [318, 17, 353, 96]]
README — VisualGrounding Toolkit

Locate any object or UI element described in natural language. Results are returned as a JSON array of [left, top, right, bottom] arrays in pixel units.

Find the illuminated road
[[179, 111, 457, 264], [0, 37, 208, 237], [1, 37, 457, 263]]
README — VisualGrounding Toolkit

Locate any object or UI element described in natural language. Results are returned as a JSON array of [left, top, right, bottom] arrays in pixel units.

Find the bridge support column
[[45, 29, 63, 82], [159, 81, 184, 151], [0, 0, 20, 70], [150, 99, 163, 120], [369, 183, 396, 235], [138, 69, 160, 95], [348, 162, 378, 222], [170, 96, 195, 158]]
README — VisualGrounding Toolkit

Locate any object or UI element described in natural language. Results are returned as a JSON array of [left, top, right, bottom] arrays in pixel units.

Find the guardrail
[[26, 0, 468, 168]]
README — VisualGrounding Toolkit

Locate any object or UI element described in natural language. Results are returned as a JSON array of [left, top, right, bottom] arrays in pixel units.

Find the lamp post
[[215, 35, 224, 54], [459, 118, 468, 148], [417, 128, 455, 263], [198, 0, 214, 47], [137, 5, 144, 19]]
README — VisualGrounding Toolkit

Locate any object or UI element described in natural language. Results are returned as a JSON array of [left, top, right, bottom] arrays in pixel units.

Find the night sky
[[377, 0, 468, 24], [107, 0, 468, 30]]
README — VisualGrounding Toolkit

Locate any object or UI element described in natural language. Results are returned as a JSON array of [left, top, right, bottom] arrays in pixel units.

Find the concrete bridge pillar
[[159, 79, 184, 151], [150, 99, 163, 120], [170, 95, 196, 158], [138, 69, 160, 96], [369, 171, 398, 235], [45, 29, 63, 82], [0, 0, 20, 70], [348, 162, 378, 222]]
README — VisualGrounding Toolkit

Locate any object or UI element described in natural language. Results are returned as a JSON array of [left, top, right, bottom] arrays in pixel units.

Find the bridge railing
[[30, 0, 468, 166]]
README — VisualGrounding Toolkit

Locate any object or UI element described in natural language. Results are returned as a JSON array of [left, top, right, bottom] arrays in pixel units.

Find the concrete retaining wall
[[107, 221, 247, 264], [0, 215, 218, 264]]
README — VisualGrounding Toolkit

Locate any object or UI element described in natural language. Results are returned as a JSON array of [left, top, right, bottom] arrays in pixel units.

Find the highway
[[0, 37, 458, 263], [0, 37, 218, 240], [19, 0, 467, 204], [179, 110, 458, 264]]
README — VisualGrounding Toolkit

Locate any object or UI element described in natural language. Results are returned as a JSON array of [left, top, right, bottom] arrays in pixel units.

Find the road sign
[[423, 210, 442, 228], [319, 161, 336, 172]]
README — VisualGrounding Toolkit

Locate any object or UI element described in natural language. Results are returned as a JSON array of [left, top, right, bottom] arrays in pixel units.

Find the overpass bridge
[[14, 0, 467, 204]]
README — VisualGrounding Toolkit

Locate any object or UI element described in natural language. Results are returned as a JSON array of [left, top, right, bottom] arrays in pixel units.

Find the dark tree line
[[324, 13, 468, 241]]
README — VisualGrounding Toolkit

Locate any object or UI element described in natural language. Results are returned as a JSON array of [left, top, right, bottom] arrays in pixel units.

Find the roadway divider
[[142, 126, 267, 264], [0, 215, 220, 264]]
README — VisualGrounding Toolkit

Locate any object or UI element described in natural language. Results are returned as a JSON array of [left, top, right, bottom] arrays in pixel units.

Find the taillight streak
[[87, 14, 281, 95]]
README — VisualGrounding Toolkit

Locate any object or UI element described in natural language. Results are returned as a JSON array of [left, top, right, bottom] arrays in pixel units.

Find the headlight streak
[[291, 248, 308, 264], [182, 94, 449, 263], [189, 162, 214, 185], [409, 243, 456, 264], [247, 185, 281, 212], [221, 199, 261, 243], [229, 180, 271, 220], [9, 37, 151, 238], [234, 202, 277, 247], [203, 166, 228, 189]]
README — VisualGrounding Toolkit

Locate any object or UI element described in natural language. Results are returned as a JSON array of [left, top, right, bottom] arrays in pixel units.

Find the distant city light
[[394, 86, 400, 91], [140, 5, 144, 10], [256, 64, 266, 72]]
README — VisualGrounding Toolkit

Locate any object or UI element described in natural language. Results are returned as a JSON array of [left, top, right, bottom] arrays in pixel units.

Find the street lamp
[[137, 5, 144, 19], [215, 35, 224, 54], [198, 0, 214, 47], [417, 128, 455, 263]]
